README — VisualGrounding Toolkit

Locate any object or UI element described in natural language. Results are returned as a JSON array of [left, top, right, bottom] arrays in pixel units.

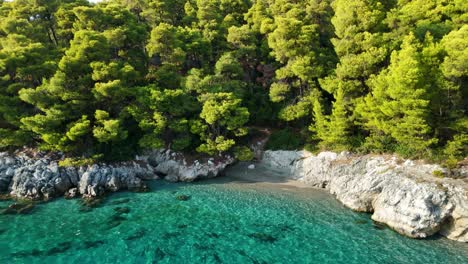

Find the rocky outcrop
[[0, 152, 153, 200], [139, 149, 235, 182], [0, 149, 234, 200], [261, 150, 468, 242], [76, 163, 151, 198]]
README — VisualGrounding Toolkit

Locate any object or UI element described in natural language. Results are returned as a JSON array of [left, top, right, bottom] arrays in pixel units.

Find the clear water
[[0, 171, 467, 264]]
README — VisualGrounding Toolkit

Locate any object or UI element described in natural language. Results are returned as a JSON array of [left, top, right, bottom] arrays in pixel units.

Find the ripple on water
[[0, 178, 467, 264]]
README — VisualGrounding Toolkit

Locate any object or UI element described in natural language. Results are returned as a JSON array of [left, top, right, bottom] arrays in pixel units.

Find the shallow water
[[0, 172, 467, 264]]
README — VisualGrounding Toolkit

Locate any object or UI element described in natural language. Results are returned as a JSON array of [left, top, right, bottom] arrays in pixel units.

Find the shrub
[[59, 154, 103, 167], [432, 170, 445, 178], [443, 134, 467, 168], [233, 146, 254, 161]]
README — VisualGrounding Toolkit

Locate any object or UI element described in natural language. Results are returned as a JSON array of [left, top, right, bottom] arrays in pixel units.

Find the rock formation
[[0, 149, 234, 200], [261, 150, 468, 242]]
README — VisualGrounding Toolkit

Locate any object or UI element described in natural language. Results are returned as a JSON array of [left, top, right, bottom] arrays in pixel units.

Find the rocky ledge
[[261, 150, 468, 242], [0, 149, 234, 200]]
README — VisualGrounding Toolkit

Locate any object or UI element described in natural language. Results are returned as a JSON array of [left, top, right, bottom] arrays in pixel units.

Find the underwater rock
[[162, 232, 179, 239], [124, 229, 146, 241], [106, 220, 122, 229], [2, 202, 35, 215], [81, 198, 103, 208], [45, 242, 72, 255], [372, 221, 387, 230], [207, 232, 220, 238], [81, 240, 105, 249], [114, 207, 130, 214], [248, 232, 277, 243], [154, 247, 166, 261], [354, 219, 368, 225], [212, 253, 222, 263], [176, 194, 190, 201], [110, 214, 126, 222], [11, 248, 43, 258]]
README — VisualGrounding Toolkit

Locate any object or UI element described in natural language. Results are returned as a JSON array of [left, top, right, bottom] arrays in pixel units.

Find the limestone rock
[[371, 179, 453, 238], [261, 150, 468, 242], [439, 184, 468, 242], [0, 152, 151, 199], [65, 188, 78, 199], [142, 149, 235, 182], [0, 149, 234, 200]]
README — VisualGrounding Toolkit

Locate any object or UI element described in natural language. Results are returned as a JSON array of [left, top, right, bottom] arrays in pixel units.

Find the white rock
[[261, 150, 468, 242], [248, 164, 255, 170], [143, 149, 235, 182]]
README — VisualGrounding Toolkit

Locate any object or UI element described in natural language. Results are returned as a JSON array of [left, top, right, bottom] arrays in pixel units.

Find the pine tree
[[324, 88, 351, 150], [357, 34, 438, 156], [192, 92, 249, 155]]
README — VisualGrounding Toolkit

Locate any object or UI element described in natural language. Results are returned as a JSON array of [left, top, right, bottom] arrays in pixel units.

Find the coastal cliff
[[260, 150, 468, 243]]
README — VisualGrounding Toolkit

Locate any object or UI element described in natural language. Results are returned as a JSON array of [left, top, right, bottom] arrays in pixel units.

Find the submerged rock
[[354, 219, 368, 225], [45, 241, 73, 255], [261, 150, 468, 242], [124, 229, 146, 241], [175, 194, 190, 201], [248, 232, 277, 243], [80, 240, 105, 249], [2, 202, 35, 215], [114, 207, 130, 214], [81, 197, 103, 208], [372, 221, 387, 230]]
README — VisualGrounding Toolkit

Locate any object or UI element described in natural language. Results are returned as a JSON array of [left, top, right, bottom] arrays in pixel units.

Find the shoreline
[[1, 149, 467, 243]]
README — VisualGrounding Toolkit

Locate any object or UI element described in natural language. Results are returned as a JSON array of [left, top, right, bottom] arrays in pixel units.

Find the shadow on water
[[10, 239, 106, 258]]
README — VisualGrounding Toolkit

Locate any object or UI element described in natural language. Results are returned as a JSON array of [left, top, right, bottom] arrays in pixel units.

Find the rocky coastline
[[1, 148, 467, 243], [0, 149, 234, 200], [260, 150, 468, 243]]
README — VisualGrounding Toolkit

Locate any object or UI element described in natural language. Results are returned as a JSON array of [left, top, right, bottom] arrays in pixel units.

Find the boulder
[[0, 152, 152, 199], [65, 188, 78, 199], [142, 149, 235, 182]]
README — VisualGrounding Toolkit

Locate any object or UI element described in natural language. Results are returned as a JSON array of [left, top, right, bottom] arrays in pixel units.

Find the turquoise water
[[0, 176, 467, 264]]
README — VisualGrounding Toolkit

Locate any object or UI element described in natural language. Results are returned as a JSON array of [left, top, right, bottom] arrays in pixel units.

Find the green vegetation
[[0, 0, 466, 163], [265, 129, 305, 151], [432, 170, 445, 178]]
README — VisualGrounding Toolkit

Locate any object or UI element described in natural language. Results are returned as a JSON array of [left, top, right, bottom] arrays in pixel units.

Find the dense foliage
[[0, 0, 466, 164]]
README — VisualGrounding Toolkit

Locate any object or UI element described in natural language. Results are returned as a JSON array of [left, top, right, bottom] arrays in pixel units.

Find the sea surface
[[0, 167, 467, 264]]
